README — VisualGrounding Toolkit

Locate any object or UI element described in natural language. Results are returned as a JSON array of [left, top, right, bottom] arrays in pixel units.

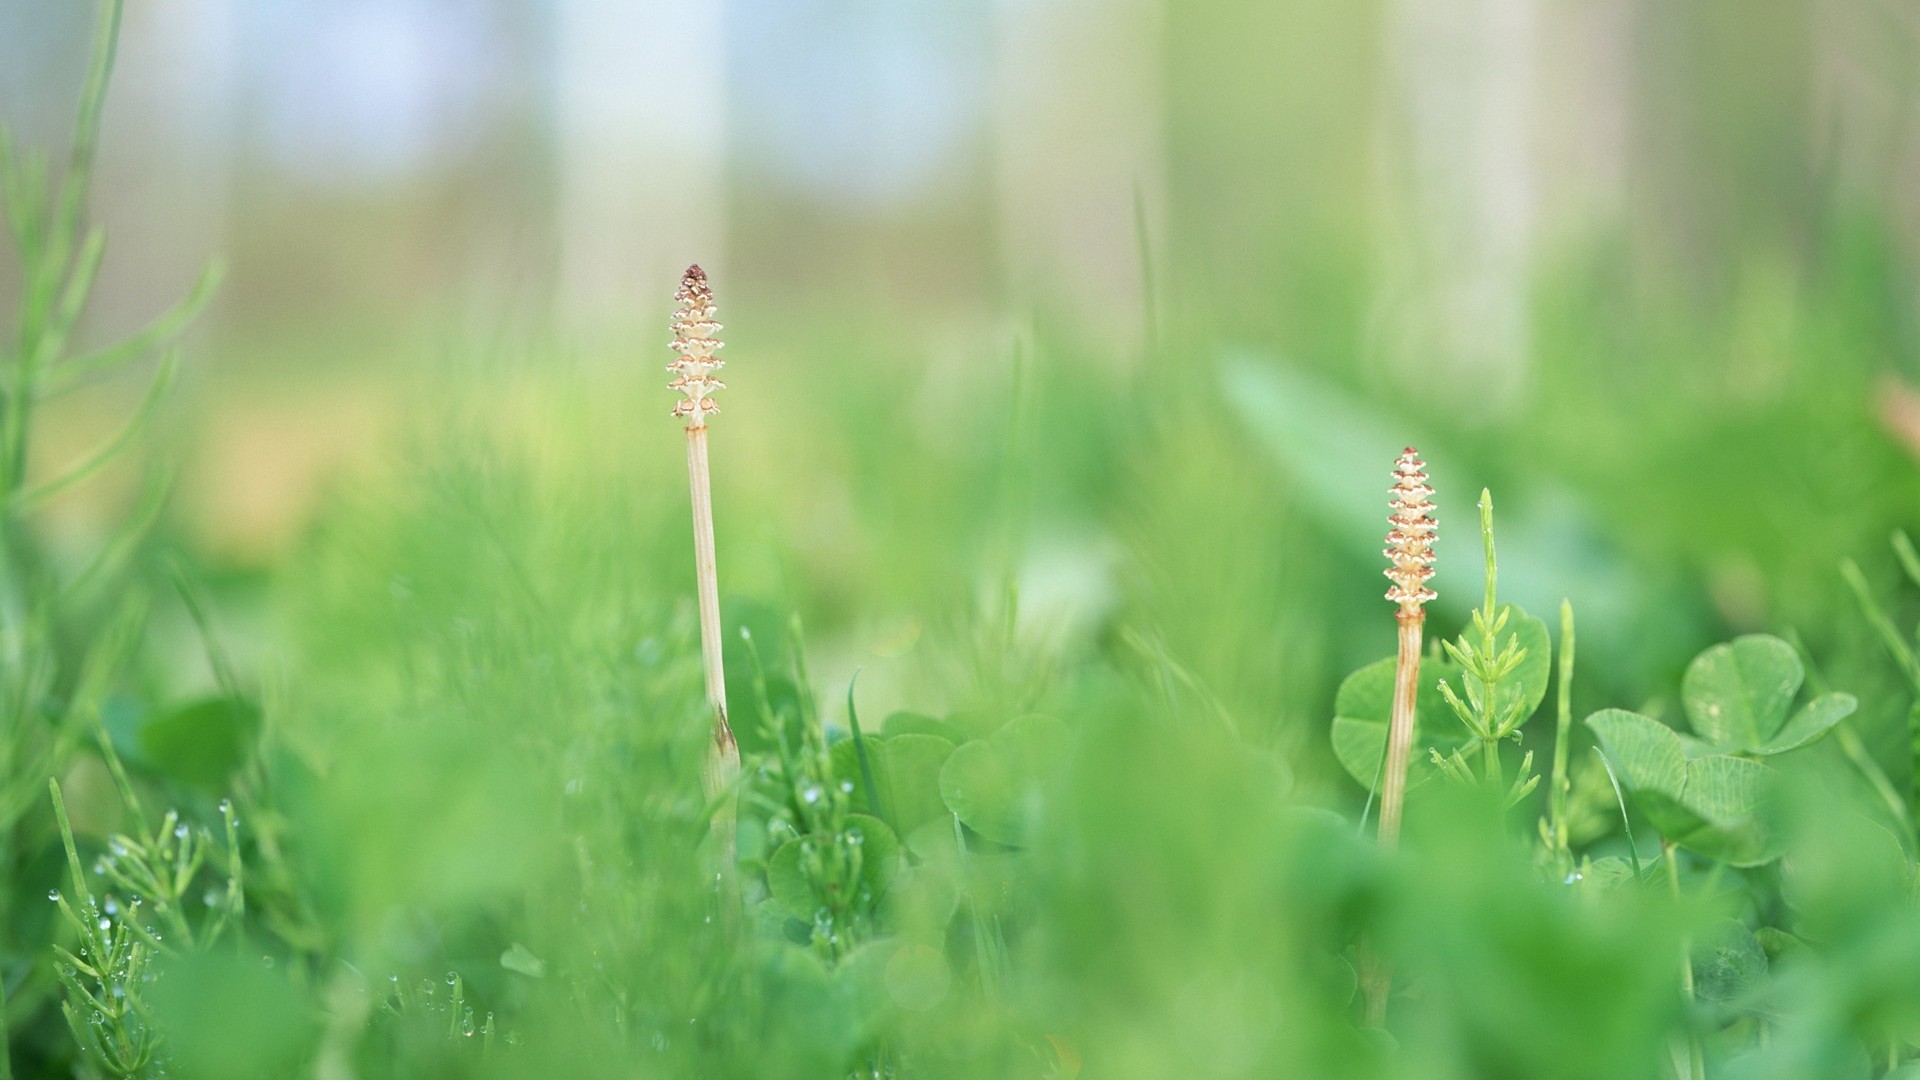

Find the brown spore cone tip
[[1384, 447, 1436, 615], [668, 264, 725, 426]]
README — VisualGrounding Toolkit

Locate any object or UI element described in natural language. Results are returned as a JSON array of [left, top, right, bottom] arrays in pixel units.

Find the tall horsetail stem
[[1366, 446, 1437, 1027], [669, 264, 741, 859], [1379, 447, 1436, 849]]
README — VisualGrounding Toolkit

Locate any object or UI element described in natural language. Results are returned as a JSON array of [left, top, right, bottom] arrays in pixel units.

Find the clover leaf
[[1329, 654, 1467, 793], [1584, 632, 1850, 868], [1586, 708, 1778, 866], [1681, 634, 1856, 756]]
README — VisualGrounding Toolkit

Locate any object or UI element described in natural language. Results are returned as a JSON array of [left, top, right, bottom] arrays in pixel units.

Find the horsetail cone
[[669, 264, 726, 425], [1384, 448, 1437, 617], [669, 264, 740, 849]]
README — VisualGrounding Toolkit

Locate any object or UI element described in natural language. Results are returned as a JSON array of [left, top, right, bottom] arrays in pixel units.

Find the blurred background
[[5, 0, 1920, 786]]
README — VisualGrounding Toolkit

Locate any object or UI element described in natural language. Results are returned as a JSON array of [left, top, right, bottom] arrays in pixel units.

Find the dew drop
[[802, 785, 823, 805], [48, 889, 60, 902], [174, 825, 189, 839]]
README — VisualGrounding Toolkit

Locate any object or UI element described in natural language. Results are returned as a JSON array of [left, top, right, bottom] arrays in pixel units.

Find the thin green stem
[[1841, 560, 1920, 689], [1836, 721, 1914, 848], [1479, 489, 1497, 618], [1664, 842, 1705, 1080], [1476, 490, 1502, 785], [1550, 601, 1576, 859]]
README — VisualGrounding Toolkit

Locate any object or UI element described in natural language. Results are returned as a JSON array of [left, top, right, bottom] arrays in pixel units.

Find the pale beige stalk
[[1364, 446, 1437, 1027], [669, 265, 741, 859]]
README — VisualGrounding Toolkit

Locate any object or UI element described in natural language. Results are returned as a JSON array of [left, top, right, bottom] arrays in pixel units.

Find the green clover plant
[[1585, 634, 1856, 866]]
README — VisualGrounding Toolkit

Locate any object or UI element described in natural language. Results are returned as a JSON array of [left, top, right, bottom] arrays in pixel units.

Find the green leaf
[[1780, 814, 1911, 923], [1579, 856, 1638, 891], [829, 735, 956, 837], [1328, 655, 1467, 791], [765, 815, 900, 922], [882, 734, 956, 837], [1500, 604, 1553, 719], [764, 839, 817, 921], [939, 715, 1071, 846], [137, 696, 260, 792], [1681, 635, 1803, 751], [1689, 918, 1767, 1006], [1758, 692, 1857, 755], [1585, 710, 1687, 803], [500, 942, 546, 978], [1681, 754, 1772, 825], [882, 711, 965, 743], [845, 813, 902, 898], [1752, 926, 1809, 964], [1587, 709, 1780, 865]]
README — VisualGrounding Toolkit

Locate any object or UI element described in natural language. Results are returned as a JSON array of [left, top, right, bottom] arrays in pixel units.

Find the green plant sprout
[[1540, 600, 1577, 876], [1430, 489, 1546, 807], [740, 626, 896, 964], [47, 779, 242, 1079], [376, 971, 498, 1050], [1841, 532, 1920, 840]]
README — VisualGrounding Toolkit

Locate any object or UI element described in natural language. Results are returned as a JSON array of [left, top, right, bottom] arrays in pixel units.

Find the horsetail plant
[[1377, 448, 1437, 853], [668, 265, 742, 862], [46, 777, 245, 1078], [1364, 447, 1436, 1027], [1429, 490, 1541, 807], [1, 0, 219, 1068]]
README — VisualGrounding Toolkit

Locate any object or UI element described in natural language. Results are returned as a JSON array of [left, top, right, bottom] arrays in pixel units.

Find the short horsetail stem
[[669, 264, 741, 859], [1365, 446, 1436, 1028]]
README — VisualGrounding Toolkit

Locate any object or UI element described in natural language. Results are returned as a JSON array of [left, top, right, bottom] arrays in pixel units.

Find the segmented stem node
[[668, 264, 725, 426], [1384, 447, 1437, 616]]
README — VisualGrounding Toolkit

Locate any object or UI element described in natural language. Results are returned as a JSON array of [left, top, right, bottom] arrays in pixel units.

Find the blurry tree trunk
[[1812, 0, 1920, 252], [1379, 0, 1536, 417], [97, 0, 236, 334], [552, 0, 727, 333], [991, 0, 1165, 361]]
